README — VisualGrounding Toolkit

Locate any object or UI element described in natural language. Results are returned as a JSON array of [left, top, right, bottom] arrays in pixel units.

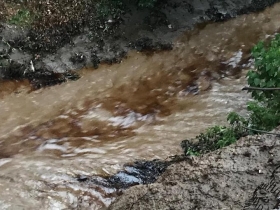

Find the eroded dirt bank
[[1, 0, 279, 81], [109, 128, 280, 210]]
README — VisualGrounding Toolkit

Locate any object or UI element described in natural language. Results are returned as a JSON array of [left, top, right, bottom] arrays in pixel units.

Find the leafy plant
[[96, 0, 124, 19], [248, 35, 280, 105], [8, 9, 34, 26], [227, 34, 280, 134], [181, 124, 246, 156], [247, 102, 280, 131], [181, 17, 280, 158], [137, 0, 158, 8], [242, 34, 280, 131]]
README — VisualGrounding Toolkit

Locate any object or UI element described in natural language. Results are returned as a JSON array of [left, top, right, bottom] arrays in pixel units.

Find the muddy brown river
[[0, 3, 280, 209]]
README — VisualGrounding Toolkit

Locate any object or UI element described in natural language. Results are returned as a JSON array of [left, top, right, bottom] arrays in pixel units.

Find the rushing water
[[1, 4, 280, 209]]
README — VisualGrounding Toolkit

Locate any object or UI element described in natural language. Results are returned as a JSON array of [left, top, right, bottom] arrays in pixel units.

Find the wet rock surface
[[69, 159, 169, 209], [76, 160, 168, 190], [0, 0, 279, 86], [0, 35, 80, 89], [109, 127, 280, 210]]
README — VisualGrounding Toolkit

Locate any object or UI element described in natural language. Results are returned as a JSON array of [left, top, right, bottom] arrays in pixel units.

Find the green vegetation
[[96, 0, 159, 19], [2, 0, 159, 27], [8, 9, 34, 26], [182, 34, 280, 156], [137, 0, 158, 8], [96, 0, 124, 19], [245, 35, 280, 131], [181, 123, 246, 156]]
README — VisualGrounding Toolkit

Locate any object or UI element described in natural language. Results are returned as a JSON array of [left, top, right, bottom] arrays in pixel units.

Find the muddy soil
[[109, 127, 280, 210], [0, 0, 279, 84]]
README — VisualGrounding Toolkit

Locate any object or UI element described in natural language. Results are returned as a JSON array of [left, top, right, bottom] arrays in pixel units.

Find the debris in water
[[76, 160, 168, 190]]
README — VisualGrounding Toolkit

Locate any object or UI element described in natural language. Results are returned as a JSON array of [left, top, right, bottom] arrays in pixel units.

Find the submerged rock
[[76, 160, 168, 190]]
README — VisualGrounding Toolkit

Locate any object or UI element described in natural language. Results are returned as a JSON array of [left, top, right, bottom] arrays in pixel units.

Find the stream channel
[[1, 3, 280, 209]]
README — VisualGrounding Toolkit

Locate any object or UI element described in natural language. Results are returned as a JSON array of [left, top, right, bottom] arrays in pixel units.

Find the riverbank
[[1, 0, 279, 85], [0, 1, 280, 209], [106, 2, 280, 209], [109, 127, 280, 210]]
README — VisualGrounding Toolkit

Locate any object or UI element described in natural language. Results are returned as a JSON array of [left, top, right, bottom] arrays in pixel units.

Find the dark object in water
[[1, 61, 80, 90], [76, 159, 168, 190], [76, 175, 89, 182], [26, 69, 80, 90]]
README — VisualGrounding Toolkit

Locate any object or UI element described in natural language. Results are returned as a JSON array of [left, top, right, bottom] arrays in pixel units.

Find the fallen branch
[[242, 126, 280, 137], [242, 86, 280, 91]]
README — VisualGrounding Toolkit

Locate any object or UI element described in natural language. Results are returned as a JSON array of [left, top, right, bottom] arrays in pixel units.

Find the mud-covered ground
[[109, 127, 280, 210], [0, 0, 279, 87]]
